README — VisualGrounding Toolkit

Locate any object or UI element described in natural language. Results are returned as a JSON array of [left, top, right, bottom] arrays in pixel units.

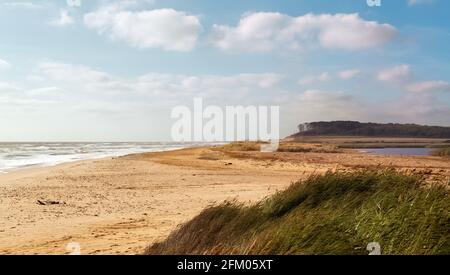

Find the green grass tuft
[[146, 170, 449, 255]]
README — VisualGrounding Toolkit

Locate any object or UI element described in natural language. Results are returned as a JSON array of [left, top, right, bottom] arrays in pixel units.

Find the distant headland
[[291, 121, 450, 139]]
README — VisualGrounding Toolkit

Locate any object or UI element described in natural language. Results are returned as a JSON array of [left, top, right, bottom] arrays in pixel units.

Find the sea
[[0, 142, 209, 173]]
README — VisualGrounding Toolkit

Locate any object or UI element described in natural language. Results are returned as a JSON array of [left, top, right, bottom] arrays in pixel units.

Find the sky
[[0, 0, 449, 142]]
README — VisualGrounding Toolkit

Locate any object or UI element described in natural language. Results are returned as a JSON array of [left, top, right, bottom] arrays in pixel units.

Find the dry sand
[[0, 146, 449, 255]]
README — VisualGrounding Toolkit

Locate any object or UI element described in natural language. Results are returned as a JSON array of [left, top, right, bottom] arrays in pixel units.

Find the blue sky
[[0, 0, 449, 141]]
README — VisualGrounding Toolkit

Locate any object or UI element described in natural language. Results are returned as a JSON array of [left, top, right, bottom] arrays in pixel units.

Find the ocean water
[[359, 148, 433, 156], [0, 142, 206, 173]]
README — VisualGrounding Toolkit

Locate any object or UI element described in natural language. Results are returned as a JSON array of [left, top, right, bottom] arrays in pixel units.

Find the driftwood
[[36, 199, 65, 206]]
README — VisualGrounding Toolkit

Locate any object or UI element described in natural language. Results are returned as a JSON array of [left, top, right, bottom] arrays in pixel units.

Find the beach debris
[[225, 162, 233, 166], [36, 199, 65, 206]]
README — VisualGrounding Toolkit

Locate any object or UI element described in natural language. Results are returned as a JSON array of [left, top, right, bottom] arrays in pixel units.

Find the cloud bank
[[211, 12, 397, 52]]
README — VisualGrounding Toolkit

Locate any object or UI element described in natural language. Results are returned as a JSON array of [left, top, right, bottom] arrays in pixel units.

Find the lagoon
[[360, 148, 433, 156]]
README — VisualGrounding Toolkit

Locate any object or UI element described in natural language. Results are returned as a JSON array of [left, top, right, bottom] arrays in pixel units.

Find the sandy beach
[[1, 146, 449, 255]]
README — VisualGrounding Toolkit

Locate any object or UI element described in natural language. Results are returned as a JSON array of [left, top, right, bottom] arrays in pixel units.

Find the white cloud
[[339, 69, 360, 80], [281, 88, 450, 128], [26, 87, 65, 97], [299, 90, 358, 111], [136, 73, 283, 99], [1, 62, 285, 133], [0, 1, 45, 9], [282, 90, 368, 124], [35, 61, 282, 100], [36, 62, 133, 95], [388, 92, 450, 125], [317, 73, 330, 82], [0, 81, 59, 108], [84, 4, 203, 52], [211, 12, 397, 52], [0, 81, 20, 93], [298, 72, 330, 85], [38, 62, 113, 83], [377, 65, 450, 94], [376, 65, 411, 82], [298, 70, 359, 85], [406, 81, 450, 93], [4, 60, 450, 140], [407, 0, 435, 6], [0, 58, 11, 71], [50, 10, 74, 27], [298, 76, 314, 85]]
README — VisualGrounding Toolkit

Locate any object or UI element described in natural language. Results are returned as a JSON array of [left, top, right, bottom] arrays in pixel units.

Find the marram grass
[[146, 170, 449, 255]]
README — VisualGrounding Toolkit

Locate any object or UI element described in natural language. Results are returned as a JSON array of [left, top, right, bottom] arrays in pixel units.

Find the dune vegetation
[[215, 141, 341, 153], [146, 170, 449, 255], [432, 147, 450, 157], [215, 141, 264, 152]]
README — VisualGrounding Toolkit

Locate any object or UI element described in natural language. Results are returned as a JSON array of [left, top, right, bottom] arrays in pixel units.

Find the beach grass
[[216, 141, 263, 152], [146, 170, 449, 255], [276, 143, 340, 153], [216, 141, 341, 153], [431, 147, 450, 157]]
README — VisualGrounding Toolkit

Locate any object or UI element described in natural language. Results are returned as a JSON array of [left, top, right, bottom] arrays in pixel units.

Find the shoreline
[[0, 142, 211, 175], [0, 145, 448, 255]]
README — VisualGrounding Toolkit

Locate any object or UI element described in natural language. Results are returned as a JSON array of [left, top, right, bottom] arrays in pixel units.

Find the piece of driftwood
[[36, 199, 65, 206]]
